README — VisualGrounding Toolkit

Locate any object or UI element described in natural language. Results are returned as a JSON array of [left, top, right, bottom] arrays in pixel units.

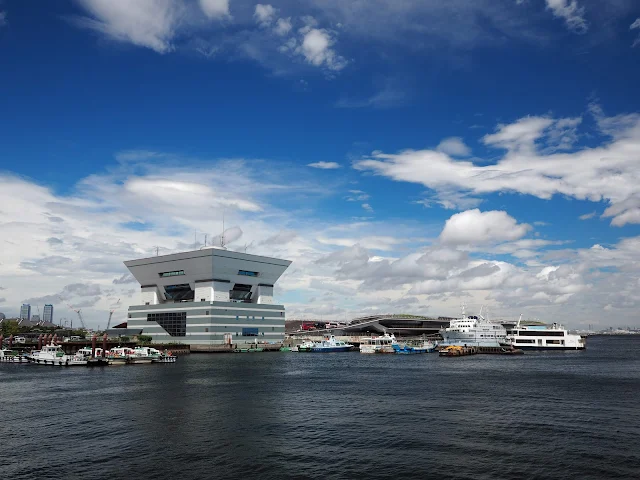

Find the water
[[1, 336, 639, 479]]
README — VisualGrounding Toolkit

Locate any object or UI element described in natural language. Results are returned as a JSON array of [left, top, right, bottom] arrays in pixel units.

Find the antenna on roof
[[221, 210, 226, 248], [204, 234, 208, 247], [153, 246, 160, 256]]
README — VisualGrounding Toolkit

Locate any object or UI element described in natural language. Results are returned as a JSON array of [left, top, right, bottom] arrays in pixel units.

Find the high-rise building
[[43, 304, 54, 324], [20, 304, 31, 321]]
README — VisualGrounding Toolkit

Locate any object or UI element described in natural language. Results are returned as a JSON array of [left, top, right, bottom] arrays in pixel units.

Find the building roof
[[124, 247, 291, 290]]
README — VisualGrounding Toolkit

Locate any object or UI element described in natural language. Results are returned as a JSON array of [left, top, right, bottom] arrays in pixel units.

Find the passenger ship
[[439, 306, 510, 347], [506, 316, 586, 350]]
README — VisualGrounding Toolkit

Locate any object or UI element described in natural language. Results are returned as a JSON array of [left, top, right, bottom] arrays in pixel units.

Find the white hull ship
[[506, 316, 586, 350], [28, 343, 87, 366], [359, 333, 398, 354], [439, 306, 510, 348]]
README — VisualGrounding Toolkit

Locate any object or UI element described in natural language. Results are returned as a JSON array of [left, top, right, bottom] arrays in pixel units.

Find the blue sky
[[1, 0, 640, 328]]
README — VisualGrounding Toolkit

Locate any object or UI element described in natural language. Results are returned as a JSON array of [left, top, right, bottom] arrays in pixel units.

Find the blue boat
[[392, 340, 437, 355], [310, 335, 354, 352]]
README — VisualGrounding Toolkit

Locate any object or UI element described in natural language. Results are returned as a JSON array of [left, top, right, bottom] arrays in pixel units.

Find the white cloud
[[631, 18, 640, 47], [296, 25, 347, 71], [361, 203, 374, 213], [274, 17, 292, 36], [579, 211, 597, 220], [439, 209, 531, 246], [307, 161, 341, 169], [73, 0, 184, 54], [354, 107, 640, 227], [199, 0, 230, 19], [436, 137, 471, 157], [345, 190, 370, 202], [545, 0, 588, 34], [254, 4, 276, 26]]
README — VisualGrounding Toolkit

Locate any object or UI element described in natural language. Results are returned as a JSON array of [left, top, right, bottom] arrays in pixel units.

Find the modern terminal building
[[122, 246, 291, 347]]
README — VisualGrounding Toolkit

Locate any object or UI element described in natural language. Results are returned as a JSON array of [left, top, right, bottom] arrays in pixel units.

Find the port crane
[[58, 296, 87, 330], [106, 299, 121, 330]]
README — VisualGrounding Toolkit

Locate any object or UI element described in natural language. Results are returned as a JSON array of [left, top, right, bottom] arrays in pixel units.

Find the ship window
[[159, 270, 185, 277], [238, 270, 259, 277], [518, 331, 564, 336]]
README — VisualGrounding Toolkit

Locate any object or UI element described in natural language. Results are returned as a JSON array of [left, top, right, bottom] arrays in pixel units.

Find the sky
[[1, 0, 640, 329]]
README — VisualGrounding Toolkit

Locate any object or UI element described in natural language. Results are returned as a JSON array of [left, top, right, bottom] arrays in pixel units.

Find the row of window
[[147, 312, 187, 337], [517, 331, 565, 337], [159, 270, 185, 277], [238, 270, 259, 277]]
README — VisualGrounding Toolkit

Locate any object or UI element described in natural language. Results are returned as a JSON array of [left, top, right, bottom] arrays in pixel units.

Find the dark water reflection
[[1, 336, 639, 479]]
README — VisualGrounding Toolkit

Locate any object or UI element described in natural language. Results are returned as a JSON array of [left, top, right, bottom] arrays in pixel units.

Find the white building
[[123, 246, 291, 346]]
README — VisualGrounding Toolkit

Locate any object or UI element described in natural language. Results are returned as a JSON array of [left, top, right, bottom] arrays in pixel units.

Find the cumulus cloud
[[579, 211, 597, 220], [199, 0, 230, 19], [112, 273, 136, 285], [274, 17, 292, 36], [439, 209, 531, 246], [254, 4, 276, 26], [354, 108, 640, 227], [307, 161, 341, 169], [545, 0, 588, 34], [361, 203, 374, 213], [296, 25, 347, 71], [72, 0, 184, 53], [436, 137, 471, 157]]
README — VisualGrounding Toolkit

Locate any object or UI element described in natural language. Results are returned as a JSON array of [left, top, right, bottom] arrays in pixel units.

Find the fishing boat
[[393, 339, 437, 354], [359, 333, 398, 354], [310, 335, 353, 352]]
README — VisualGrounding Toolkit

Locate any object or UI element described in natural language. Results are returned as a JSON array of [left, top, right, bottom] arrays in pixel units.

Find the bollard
[[102, 334, 107, 358], [38, 334, 43, 350], [91, 335, 97, 358], [8, 335, 13, 350]]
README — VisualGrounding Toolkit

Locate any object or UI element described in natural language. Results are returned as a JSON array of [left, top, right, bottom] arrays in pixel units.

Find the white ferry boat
[[0, 349, 26, 363], [506, 316, 586, 350], [359, 333, 398, 354], [439, 306, 510, 348]]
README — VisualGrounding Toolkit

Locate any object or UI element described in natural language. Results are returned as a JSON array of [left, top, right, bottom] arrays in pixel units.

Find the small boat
[[310, 335, 353, 352], [0, 348, 27, 363], [359, 333, 398, 354], [393, 340, 437, 354], [106, 347, 132, 365], [297, 340, 315, 352], [28, 343, 87, 366]]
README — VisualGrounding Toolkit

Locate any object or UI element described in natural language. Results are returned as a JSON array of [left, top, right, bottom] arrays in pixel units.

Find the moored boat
[[439, 306, 510, 348], [310, 335, 353, 352], [506, 315, 586, 350], [0, 348, 27, 363], [359, 333, 398, 354], [28, 343, 87, 366], [393, 339, 437, 354]]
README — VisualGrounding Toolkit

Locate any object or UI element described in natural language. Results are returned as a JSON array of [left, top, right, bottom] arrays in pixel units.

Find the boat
[[27, 343, 87, 366], [439, 306, 510, 348], [126, 346, 154, 364], [506, 315, 586, 350], [393, 339, 437, 354], [359, 333, 398, 354], [0, 348, 27, 363], [106, 347, 133, 365], [297, 340, 315, 352], [309, 335, 353, 352], [134, 346, 177, 363]]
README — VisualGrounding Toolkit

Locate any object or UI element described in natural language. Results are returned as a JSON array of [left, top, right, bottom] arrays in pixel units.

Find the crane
[[106, 299, 121, 330], [58, 296, 87, 330]]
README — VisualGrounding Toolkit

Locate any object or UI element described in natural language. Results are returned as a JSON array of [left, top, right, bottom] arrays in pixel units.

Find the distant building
[[20, 304, 31, 321], [0, 312, 5, 321], [43, 304, 54, 324]]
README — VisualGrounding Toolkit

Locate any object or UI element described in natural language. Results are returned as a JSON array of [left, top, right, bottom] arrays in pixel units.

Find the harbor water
[[1, 336, 639, 479]]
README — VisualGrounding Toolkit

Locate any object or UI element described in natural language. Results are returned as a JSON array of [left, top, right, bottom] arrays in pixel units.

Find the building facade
[[19, 304, 31, 321], [123, 247, 291, 346], [43, 304, 54, 324]]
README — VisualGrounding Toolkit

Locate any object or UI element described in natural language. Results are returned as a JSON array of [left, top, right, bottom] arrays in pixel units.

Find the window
[[205, 311, 209, 315], [147, 311, 187, 337], [230, 284, 252, 302], [238, 270, 259, 277], [518, 331, 564, 336], [201, 298, 206, 302], [145, 302, 150, 305], [159, 270, 185, 277], [164, 284, 194, 302], [242, 327, 259, 336]]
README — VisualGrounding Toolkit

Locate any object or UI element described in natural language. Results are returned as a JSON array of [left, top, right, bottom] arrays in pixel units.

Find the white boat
[[309, 335, 353, 352], [134, 346, 177, 363], [439, 306, 510, 348], [506, 315, 586, 350], [106, 347, 133, 365], [28, 343, 87, 366], [359, 333, 398, 354], [76, 347, 104, 358], [0, 348, 27, 363]]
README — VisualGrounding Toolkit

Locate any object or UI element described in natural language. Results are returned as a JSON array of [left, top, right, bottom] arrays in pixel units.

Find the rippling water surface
[[1, 336, 639, 479]]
